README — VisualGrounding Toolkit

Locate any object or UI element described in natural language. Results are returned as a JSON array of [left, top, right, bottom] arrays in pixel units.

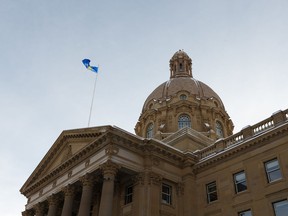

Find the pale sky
[[1, 0, 288, 215]]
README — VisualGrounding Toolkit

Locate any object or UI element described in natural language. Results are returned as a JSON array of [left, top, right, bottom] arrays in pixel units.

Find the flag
[[82, 59, 98, 73]]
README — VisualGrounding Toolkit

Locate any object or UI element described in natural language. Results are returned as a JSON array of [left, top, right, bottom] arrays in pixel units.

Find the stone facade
[[20, 51, 288, 216]]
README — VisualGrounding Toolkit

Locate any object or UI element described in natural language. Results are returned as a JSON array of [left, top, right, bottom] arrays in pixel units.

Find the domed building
[[135, 50, 233, 142], [21, 51, 288, 216]]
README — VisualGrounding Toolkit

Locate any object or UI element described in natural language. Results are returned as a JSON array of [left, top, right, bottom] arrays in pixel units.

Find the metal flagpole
[[87, 68, 99, 127]]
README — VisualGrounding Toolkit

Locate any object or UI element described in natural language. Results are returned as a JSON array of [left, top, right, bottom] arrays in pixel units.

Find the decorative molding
[[148, 171, 162, 185], [132, 173, 145, 185], [105, 145, 119, 157]]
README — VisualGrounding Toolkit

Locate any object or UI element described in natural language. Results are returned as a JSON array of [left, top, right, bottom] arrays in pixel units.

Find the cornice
[[21, 132, 110, 195], [193, 122, 288, 173], [21, 127, 198, 196]]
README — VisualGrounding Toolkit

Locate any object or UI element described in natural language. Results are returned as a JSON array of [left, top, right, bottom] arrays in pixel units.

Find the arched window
[[146, 123, 154, 138], [178, 114, 191, 129], [180, 94, 187, 100], [215, 121, 224, 138]]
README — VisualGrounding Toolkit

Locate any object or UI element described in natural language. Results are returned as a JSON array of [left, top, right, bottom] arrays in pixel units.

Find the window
[[206, 181, 218, 203], [162, 183, 172, 205], [238, 209, 252, 216], [146, 123, 154, 138], [180, 94, 187, 100], [273, 200, 288, 216], [215, 121, 224, 138], [124, 185, 133, 205], [234, 171, 247, 193], [178, 114, 191, 129], [265, 158, 282, 183]]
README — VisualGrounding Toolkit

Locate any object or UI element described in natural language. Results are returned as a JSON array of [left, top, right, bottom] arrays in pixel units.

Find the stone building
[[20, 51, 288, 216]]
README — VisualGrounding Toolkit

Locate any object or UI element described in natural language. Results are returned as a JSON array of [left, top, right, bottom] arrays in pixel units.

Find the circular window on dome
[[180, 94, 187, 100], [146, 123, 154, 138], [178, 114, 191, 129], [215, 121, 224, 138]]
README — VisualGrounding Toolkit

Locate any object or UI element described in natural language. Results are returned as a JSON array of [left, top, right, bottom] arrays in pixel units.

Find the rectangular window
[[206, 181, 218, 203], [265, 158, 282, 183], [273, 200, 288, 216], [124, 185, 133, 204], [234, 171, 247, 193], [238, 209, 252, 216], [162, 183, 172, 205]]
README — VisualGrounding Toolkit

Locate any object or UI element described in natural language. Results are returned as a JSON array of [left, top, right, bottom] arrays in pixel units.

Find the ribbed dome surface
[[142, 77, 224, 112]]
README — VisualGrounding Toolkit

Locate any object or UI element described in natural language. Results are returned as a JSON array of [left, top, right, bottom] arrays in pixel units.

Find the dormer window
[[215, 121, 224, 138], [178, 114, 191, 129], [146, 123, 154, 138], [180, 94, 187, 100]]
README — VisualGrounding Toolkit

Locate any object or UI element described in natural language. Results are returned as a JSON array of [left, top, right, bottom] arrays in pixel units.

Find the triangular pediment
[[20, 125, 112, 195], [162, 127, 214, 152]]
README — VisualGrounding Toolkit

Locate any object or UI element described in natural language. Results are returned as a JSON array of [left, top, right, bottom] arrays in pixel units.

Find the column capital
[[47, 194, 60, 206], [34, 202, 46, 215], [148, 171, 162, 185], [132, 172, 145, 185], [80, 173, 95, 187], [62, 184, 76, 197], [100, 160, 120, 180]]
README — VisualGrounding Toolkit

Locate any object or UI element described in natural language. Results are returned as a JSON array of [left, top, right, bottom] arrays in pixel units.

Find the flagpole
[[88, 69, 99, 127]]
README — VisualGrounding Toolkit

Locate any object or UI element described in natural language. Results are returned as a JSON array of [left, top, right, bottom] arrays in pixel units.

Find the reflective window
[[238, 209, 252, 216], [206, 181, 218, 203], [265, 158, 282, 183], [273, 200, 288, 216], [234, 171, 247, 193], [162, 183, 172, 205], [178, 114, 191, 129], [146, 123, 154, 138], [215, 121, 224, 138]]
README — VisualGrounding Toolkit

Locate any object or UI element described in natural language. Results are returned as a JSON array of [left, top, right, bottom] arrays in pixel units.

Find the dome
[[135, 50, 233, 141], [142, 77, 225, 113]]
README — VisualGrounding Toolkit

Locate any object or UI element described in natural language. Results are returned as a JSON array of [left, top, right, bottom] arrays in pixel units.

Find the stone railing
[[196, 109, 288, 160]]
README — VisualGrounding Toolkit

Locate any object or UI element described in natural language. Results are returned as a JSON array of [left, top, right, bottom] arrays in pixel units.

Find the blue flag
[[82, 59, 98, 73]]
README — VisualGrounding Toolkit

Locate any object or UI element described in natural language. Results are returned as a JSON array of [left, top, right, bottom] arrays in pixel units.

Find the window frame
[[233, 170, 247, 194], [215, 121, 224, 138], [272, 199, 288, 216], [238, 209, 252, 216], [124, 185, 133, 205], [206, 181, 218, 203], [178, 114, 191, 129], [162, 183, 172, 205], [146, 123, 154, 138], [264, 158, 282, 183]]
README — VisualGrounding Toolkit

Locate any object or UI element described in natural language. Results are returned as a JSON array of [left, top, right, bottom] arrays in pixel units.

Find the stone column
[[98, 160, 120, 216], [77, 173, 94, 216], [47, 194, 59, 216], [61, 184, 75, 216], [34, 202, 46, 216]]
